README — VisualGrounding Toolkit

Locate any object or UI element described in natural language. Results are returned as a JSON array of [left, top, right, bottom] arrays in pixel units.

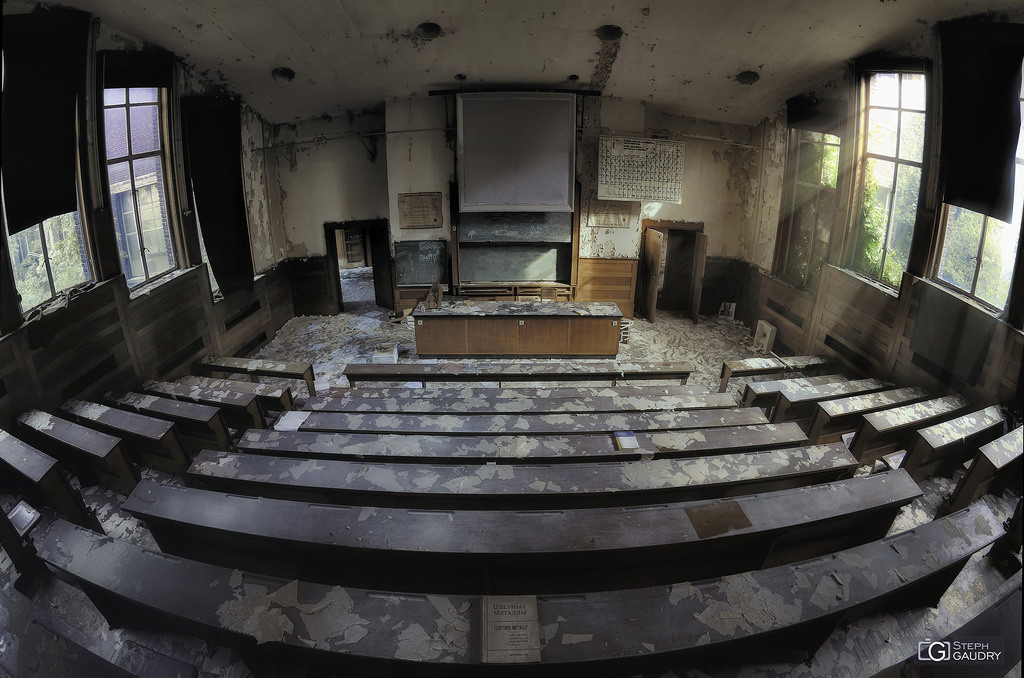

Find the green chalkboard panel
[[395, 240, 448, 286], [459, 244, 570, 283], [458, 212, 573, 243]]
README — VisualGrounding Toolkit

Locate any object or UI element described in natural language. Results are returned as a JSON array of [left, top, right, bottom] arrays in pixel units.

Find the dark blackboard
[[459, 212, 573, 243], [395, 240, 448, 286], [459, 244, 570, 283]]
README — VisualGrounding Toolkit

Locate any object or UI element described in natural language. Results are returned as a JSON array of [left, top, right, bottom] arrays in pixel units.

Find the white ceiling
[[28, 0, 1024, 125]]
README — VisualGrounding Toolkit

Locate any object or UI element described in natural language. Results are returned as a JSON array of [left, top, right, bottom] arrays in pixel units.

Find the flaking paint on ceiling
[[17, 0, 1024, 125]]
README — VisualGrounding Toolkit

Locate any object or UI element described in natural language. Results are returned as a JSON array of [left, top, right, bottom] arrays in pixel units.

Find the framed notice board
[[598, 136, 685, 204]]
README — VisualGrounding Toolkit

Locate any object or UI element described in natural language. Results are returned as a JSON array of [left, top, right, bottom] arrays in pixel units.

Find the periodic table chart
[[597, 135, 685, 204]]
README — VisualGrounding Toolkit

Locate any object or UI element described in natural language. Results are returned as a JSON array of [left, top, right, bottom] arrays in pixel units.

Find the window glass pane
[[937, 205, 983, 291], [797, 141, 822, 185], [42, 212, 90, 293], [104, 88, 126, 106], [899, 111, 926, 162], [867, 108, 898, 156], [821, 144, 839, 188], [133, 157, 175, 277], [7, 225, 52, 310], [901, 73, 927, 111], [976, 216, 1018, 308], [882, 164, 920, 286], [130, 105, 161, 154], [855, 157, 894, 278], [104, 107, 128, 159], [129, 87, 158, 104], [785, 184, 817, 284], [869, 73, 900, 108]]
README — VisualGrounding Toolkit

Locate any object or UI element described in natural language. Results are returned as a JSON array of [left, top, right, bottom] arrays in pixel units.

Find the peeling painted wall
[[385, 97, 454, 254], [641, 108, 787, 269], [578, 97, 645, 259], [241, 104, 283, 272], [267, 110, 389, 259]]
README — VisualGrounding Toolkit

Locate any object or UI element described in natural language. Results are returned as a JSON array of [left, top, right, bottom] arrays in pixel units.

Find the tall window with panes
[[103, 87, 176, 288], [850, 71, 927, 287], [4, 205, 93, 312], [935, 79, 1023, 312], [777, 130, 840, 290]]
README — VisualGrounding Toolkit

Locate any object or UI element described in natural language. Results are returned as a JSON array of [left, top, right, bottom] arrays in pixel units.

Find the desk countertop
[[413, 300, 623, 317]]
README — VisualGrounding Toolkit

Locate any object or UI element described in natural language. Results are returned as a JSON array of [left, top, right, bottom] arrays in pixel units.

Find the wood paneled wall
[[0, 265, 293, 430], [575, 258, 638, 318], [758, 265, 1023, 408]]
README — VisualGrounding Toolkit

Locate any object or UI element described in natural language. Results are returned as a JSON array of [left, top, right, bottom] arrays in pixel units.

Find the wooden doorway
[[635, 220, 707, 322], [324, 220, 395, 313]]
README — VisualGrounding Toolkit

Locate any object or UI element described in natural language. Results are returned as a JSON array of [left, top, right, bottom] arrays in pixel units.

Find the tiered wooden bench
[[235, 423, 809, 464], [274, 407, 768, 436], [847, 394, 971, 463], [887, 406, 1006, 482], [806, 386, 930, 443], [123, 471, 920, 594], [15, 410, 139, 495], [103, 390, 231, 452], [176, 374, 294, 411], [303, 390, 738, 414], [0, 429, 102, 531], [718, 355, 839, 393], [740, 374, 846, 415], [61, 399, 190, 475], [939, 426, 1022, 515], [342, 361, 693, 387], [330, 383, 706, 400], [143, 380, 265, 429], [770, 377, 892, 427], [35, 503, 1001, 675], [185, 443, 859, 509], [194, 355, 317, 397]]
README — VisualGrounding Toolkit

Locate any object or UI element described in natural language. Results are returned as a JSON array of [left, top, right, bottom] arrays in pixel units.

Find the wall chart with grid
[[597, 136, 685, 203]]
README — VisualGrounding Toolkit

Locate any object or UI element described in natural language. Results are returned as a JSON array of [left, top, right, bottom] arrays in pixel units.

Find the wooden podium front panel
[[414, 317, 468, 355], [516, 317, 571, 354], [467, 317, 520, 354], [568, 317, 621, 355]]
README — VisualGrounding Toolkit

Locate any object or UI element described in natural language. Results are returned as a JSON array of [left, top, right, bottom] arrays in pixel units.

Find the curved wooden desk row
[[342, 361, 693, 387], [35, 504, 1003, 676], [303, 391, 739, 414], [235, 423, 811, 464], [186, 443, 859, 509], [123, 471, 921, 594], [275, 407, 768, 436]]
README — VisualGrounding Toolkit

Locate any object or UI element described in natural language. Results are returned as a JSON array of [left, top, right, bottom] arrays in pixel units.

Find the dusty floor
[[260, 267, 765, 396], [0, 267, 1019, 677]]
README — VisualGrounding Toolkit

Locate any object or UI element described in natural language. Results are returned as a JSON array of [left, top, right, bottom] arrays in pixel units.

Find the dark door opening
[[324, 220, 395, 314]]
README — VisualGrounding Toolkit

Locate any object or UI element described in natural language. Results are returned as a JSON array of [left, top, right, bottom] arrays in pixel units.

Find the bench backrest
[[185, 443, 859, 509], [125, 471, 921, 594]]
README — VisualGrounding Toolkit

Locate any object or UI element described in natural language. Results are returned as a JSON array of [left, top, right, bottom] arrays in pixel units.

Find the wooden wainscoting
[[575, 258, 638, 318]]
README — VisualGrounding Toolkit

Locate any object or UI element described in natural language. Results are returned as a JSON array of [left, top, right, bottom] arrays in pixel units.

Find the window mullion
[[969, 217, 990, 296], [36, 224, 58, 301]]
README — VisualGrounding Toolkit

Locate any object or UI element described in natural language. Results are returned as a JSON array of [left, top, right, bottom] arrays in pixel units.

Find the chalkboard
[[459, 212, 573, 244], [395, 240, 448, 286], [459, 244, 570, 283]]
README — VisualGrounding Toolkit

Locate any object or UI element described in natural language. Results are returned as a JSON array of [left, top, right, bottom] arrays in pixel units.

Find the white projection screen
[[457, 92, 575, 212]]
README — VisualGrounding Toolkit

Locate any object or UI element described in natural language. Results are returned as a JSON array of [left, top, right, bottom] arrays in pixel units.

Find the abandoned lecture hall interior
[[2, 0, 1024, 676]]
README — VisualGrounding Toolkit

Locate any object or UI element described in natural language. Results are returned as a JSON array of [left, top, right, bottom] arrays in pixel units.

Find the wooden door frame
[[324, 219, 391, 314]]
